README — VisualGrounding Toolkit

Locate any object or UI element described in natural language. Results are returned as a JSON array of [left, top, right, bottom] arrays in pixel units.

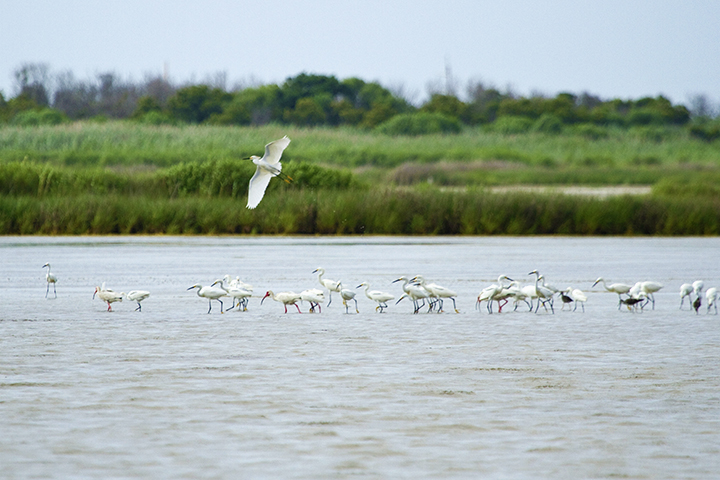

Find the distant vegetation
[[3, 62, 718, 134], [2, 63, 720, 235]]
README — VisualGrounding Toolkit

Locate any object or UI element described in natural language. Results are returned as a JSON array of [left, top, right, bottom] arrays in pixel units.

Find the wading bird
[[476, 275, 513, 314], [528, 271, 555, 313], [679, 283, 693, 309], [357, 282, 394, 313], [126, 290, 150, 311], [568, 287, 587, 312], [43, 263, 57, 298], [261, 290, 303, 313], [593, 277, 632, 309], [559, 290, 574, 310], [412, 275, 459, 313], [212, 279, 252, 311], [338, 283, 359, 314], [246, 136, 292, 209], [620, 293, 648, 312], [300, 288, 326, 313], [313, 267, 342, 306], [693, 295, 702, 314], [393, 276, 431, 313], [187, 284, 227, 314], [692, 280, 704, 299], [706, 287, 718, 314], [629, 281, 663, 310], [93, 284, 124, 312]]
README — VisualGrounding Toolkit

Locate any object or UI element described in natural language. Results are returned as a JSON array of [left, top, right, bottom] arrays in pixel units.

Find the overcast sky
[[2, 0, 719, 105]]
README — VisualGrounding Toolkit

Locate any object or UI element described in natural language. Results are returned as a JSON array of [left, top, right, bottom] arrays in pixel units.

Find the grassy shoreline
[[2, 122, 719, 235], [2, 189, 719, 236]]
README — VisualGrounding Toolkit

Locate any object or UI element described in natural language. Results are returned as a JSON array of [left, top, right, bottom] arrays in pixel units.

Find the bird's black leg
[[207, 300, 212, 314]]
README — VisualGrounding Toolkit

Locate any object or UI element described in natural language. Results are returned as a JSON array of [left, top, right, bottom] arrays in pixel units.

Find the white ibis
[[261, 290, 302, 313]]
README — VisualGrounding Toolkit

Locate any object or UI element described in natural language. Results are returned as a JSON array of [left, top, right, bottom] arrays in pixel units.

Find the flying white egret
[[93, 284, 124, 312], [412, 275, 460, 313], [706, 287, 718, 314], [679, 283, 693, 309], [42, 263, 57, 298], [338, 283, 359, 314], [126, 290, 150, 311], [246, 135, 292, 209], [261, 290, 303, 313], [313, 268, 342, 306], [188, 284, 227, 314], [357, 282, 395, 313], [212, 279, 252, 311], [300, 288, 326, 313]]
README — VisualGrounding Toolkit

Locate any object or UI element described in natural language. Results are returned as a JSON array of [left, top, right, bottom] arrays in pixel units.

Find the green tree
[[421, 94, 469, 122], [167, 85, 231, 123], [284, 97, 327, 126]]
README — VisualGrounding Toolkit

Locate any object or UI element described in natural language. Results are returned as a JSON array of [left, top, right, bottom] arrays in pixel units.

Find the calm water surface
[[1, 236, 719, 479]]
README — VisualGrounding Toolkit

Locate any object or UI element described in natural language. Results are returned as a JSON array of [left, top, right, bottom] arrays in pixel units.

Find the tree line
[[1, 62, 718, 139]]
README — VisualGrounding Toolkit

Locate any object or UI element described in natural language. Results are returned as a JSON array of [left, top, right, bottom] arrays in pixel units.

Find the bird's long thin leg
[[353, 299, 358, 313], [294, 303, 302, 314], [451, 297, 459, 313], [207, 300, 212, 314], [46, 284, 50, 298], [136, 303, 141, 311], [327, 292, 332, 307]]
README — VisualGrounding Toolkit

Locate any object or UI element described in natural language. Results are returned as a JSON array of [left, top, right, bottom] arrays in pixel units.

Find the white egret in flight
[[246, 136, 292, 209]]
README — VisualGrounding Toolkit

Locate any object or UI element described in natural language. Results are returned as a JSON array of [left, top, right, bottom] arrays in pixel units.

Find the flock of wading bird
[[42, 263, 718, 315]]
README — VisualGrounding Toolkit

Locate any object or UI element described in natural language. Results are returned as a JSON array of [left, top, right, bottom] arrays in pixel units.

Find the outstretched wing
[[247, 167, 274, 209], [262, 136, 291, 165]]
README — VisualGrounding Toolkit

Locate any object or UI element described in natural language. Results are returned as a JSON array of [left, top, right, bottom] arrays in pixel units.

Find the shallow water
[[1, 236, 719, 479]]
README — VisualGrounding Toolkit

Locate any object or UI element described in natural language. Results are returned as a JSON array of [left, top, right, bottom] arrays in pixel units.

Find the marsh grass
[[2, 122, 720, 235], [2, 188, 719, 235], [2, 122, 720, 171]]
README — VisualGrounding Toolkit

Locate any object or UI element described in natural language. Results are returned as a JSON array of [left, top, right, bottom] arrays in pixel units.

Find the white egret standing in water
[[43, 263, 58, 298]]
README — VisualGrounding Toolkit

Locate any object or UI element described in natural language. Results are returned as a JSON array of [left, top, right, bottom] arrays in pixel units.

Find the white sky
[[1, 0, 719, 105]]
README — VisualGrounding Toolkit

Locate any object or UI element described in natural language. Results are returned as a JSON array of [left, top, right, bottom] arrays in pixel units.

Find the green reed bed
[[2, 122, 720, 170], [2, 188, 719, 236]]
